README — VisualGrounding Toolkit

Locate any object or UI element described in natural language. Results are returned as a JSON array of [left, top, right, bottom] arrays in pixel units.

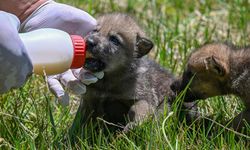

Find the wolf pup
[[176, 42, 250, 131], [70, 13, 182, 134]]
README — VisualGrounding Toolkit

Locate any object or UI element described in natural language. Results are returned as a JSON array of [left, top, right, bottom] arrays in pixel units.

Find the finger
[[47, 75, 69, 106], [72, 69, 98, 85], [93, 71, 104, 79], [0, 12, 33, 93], [57, 93, 70, 106], [59, 70, 86, 95], [20, 1, 97, 36], [72, 69, 104, 79]]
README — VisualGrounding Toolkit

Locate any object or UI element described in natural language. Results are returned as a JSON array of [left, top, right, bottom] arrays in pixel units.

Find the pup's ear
[[204, 55, 226, 76], [135, 34, 154, 58]]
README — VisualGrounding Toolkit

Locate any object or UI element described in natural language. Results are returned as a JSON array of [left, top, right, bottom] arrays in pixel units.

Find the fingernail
[[94, 72, 104, 79], [80, 72, 98, 85], [82, 78, 98, 85]]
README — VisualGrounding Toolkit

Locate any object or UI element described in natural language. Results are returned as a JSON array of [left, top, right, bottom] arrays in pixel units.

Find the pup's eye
[[109, 35, 120, 46]]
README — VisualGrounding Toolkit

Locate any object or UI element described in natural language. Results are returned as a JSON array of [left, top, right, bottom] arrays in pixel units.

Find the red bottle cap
[[70, 35, 86, 68]]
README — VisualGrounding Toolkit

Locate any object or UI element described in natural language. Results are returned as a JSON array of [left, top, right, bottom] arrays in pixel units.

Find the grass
[[1, 0, 250, 149]]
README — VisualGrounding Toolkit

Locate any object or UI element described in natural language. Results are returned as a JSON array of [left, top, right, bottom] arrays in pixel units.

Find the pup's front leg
[[123, 100, 154, 132]]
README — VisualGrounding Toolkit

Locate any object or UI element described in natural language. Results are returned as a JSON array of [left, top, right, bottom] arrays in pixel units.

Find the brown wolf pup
[[176, 42, 250, 132], [70, 13, 195, 137]]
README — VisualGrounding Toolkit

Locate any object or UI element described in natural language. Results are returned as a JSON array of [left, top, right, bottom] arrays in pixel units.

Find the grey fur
[[70, 13, 178, 135]]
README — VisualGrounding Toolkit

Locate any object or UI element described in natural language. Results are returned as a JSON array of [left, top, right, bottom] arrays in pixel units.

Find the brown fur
[[176, 42, 250, 131]]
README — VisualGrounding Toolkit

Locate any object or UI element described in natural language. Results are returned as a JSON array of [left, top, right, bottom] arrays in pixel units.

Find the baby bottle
[[19, 28, 86, 75]]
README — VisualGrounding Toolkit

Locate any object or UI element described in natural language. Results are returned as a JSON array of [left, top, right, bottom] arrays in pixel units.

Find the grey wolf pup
[[176, 42, 250, 131], [70, 13, 191, 135]]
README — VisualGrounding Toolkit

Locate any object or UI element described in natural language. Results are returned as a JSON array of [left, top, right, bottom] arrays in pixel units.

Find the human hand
[[20, 1, 103, 105], [0, 11, 33, 94], [48, 69, 104, 106]]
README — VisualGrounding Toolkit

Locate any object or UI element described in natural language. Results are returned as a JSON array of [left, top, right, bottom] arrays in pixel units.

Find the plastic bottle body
[[19, 29, 75, 75]]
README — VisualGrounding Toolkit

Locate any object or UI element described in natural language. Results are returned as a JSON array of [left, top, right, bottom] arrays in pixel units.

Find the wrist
[[0, 0, 49, 23], [19, 0, 51, 23]]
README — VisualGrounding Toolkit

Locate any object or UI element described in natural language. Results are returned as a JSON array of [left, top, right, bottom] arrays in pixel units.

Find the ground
[[0, 0, 249, 149]]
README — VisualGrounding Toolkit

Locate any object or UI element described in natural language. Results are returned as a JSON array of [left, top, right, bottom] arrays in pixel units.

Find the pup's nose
[[86, 37, 97, 49]]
